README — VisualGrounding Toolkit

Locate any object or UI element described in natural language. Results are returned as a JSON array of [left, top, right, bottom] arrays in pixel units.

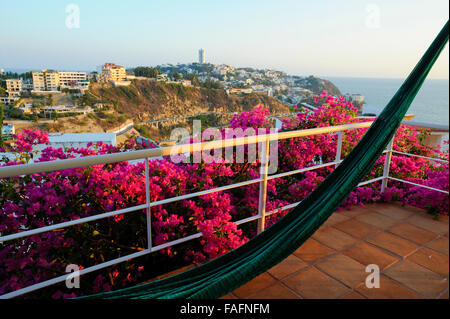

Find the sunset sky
[[1, 0, 448, 79]]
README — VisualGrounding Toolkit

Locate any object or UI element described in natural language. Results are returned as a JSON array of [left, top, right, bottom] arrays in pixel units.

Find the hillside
[[294, 76, 341, 96], [89, 80, 290, 123]]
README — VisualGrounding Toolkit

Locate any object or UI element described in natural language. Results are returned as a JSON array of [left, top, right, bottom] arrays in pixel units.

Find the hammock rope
[[81, 21, 449, 299]]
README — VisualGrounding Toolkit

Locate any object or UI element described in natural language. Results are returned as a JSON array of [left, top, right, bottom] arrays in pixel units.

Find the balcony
[[0, 115, 448, 299]]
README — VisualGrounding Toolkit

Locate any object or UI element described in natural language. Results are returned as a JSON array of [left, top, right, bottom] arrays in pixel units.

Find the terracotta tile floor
[[223, 203, 449, 299]]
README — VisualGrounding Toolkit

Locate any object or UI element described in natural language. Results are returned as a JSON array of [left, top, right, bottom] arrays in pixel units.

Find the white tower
[[198, 49, 205, 64]]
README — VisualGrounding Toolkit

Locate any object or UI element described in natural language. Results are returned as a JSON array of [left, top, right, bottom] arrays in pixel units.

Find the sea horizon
[[326, 76, 449, 126]]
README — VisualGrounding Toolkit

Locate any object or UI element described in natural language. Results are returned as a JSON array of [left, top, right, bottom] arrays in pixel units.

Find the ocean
[[325, 77, 449, 126]]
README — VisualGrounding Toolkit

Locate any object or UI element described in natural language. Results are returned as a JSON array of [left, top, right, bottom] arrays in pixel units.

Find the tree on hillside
[[0, 86, 7, 97], [201, 80, 223, 89], [0, 72, 19, 80], [185, 74, 200, 86], [47, 95, 54, 106], [20, 71, 33, 80], [171, 72, 182, 81], [134, 67, 160, 78]]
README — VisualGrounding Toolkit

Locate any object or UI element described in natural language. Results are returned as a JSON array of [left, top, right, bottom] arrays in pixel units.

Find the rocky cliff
[[89, 80, 289, 122]]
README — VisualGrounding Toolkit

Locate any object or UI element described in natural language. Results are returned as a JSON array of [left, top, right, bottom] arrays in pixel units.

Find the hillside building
[[198, 49, 206, 64], [99, 63, 127, 82], [5, 79, 22, 96]]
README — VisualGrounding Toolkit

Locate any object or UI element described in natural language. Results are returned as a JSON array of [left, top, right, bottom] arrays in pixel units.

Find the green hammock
[[82, 21, 449, 299]]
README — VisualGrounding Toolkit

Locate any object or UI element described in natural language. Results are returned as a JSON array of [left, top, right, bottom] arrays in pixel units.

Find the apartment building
[[32, 70, 60, 91], [59, 72, 89, 90], [100, 63, 127, 82], [5, 79, 22, 96], [32, 70, 89, 91]]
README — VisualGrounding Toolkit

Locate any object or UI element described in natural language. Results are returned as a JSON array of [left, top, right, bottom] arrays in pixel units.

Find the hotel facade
[[99, 63, 127, 82], [32, 70, 89, 91]]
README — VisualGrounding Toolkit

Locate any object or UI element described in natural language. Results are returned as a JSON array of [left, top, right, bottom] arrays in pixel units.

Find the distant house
[[33, 133, 117, 153], [351, 94, 365, 104], [1, 123, 15, 140], [18, 104, 33, 114], [42, 105, 94, 115], [180, 80, 192, 86], [226, 88, 253, 95], [111, 80, 131, 87], [157, 74, 169, 82]]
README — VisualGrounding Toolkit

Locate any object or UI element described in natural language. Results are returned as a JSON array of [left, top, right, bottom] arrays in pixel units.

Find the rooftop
[[47, 132, 117, 143]]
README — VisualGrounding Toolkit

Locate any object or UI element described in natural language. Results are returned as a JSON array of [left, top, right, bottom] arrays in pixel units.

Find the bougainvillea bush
[[0, 92, 448, 298]]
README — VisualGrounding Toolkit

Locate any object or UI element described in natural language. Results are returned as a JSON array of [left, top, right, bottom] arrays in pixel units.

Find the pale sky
[[0, 0, 448, 79]]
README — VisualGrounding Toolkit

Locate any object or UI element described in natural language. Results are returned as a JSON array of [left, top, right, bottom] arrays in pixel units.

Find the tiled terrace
[[221, 203, 449, 299]]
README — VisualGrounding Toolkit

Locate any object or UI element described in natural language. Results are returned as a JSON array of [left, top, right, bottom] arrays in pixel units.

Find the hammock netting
[[81, 21, 449, 299]]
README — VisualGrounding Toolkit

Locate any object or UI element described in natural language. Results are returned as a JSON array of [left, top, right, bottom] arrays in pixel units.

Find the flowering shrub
[[0, 92, 448, 298]]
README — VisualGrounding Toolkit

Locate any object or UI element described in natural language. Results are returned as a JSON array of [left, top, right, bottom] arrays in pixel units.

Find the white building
[[351, 94, 365, 104], [0, 96, 19, 106], [157, 74, 168, 82], [42, 105, 94, 115], [59, 71, 89, 91], [33, 133, 117, 153], [198, 48, 206, 64], [32, 69, 89, 92]]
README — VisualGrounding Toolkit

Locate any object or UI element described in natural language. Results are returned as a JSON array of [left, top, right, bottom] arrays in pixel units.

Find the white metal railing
[[0, 118, 448, 299]]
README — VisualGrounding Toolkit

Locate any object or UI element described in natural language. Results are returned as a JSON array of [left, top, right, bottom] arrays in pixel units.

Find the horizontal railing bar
[[151, 233, 203, 252], [0, 204, 148, 243], [266, 202, 301, 216], [149, 177, 264, 207], [391, 150, 449, 163], [0, 121, 378, 179], [357, 176, 385, 187], [262, 176, 385, 216], [0, 115, 418, 179], [0, 178, 264, 244], [267, 161, 340, 180], [387, 177, 449, 194], [235, 215, 261, 226], [0, 249, 151, 299]]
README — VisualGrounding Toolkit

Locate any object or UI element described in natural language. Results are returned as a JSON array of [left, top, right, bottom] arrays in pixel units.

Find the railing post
[[144, 158, 152, 250], [381, 137, 394, 193], [335, 131, 343, 168], [257, 136, 270, 234]]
